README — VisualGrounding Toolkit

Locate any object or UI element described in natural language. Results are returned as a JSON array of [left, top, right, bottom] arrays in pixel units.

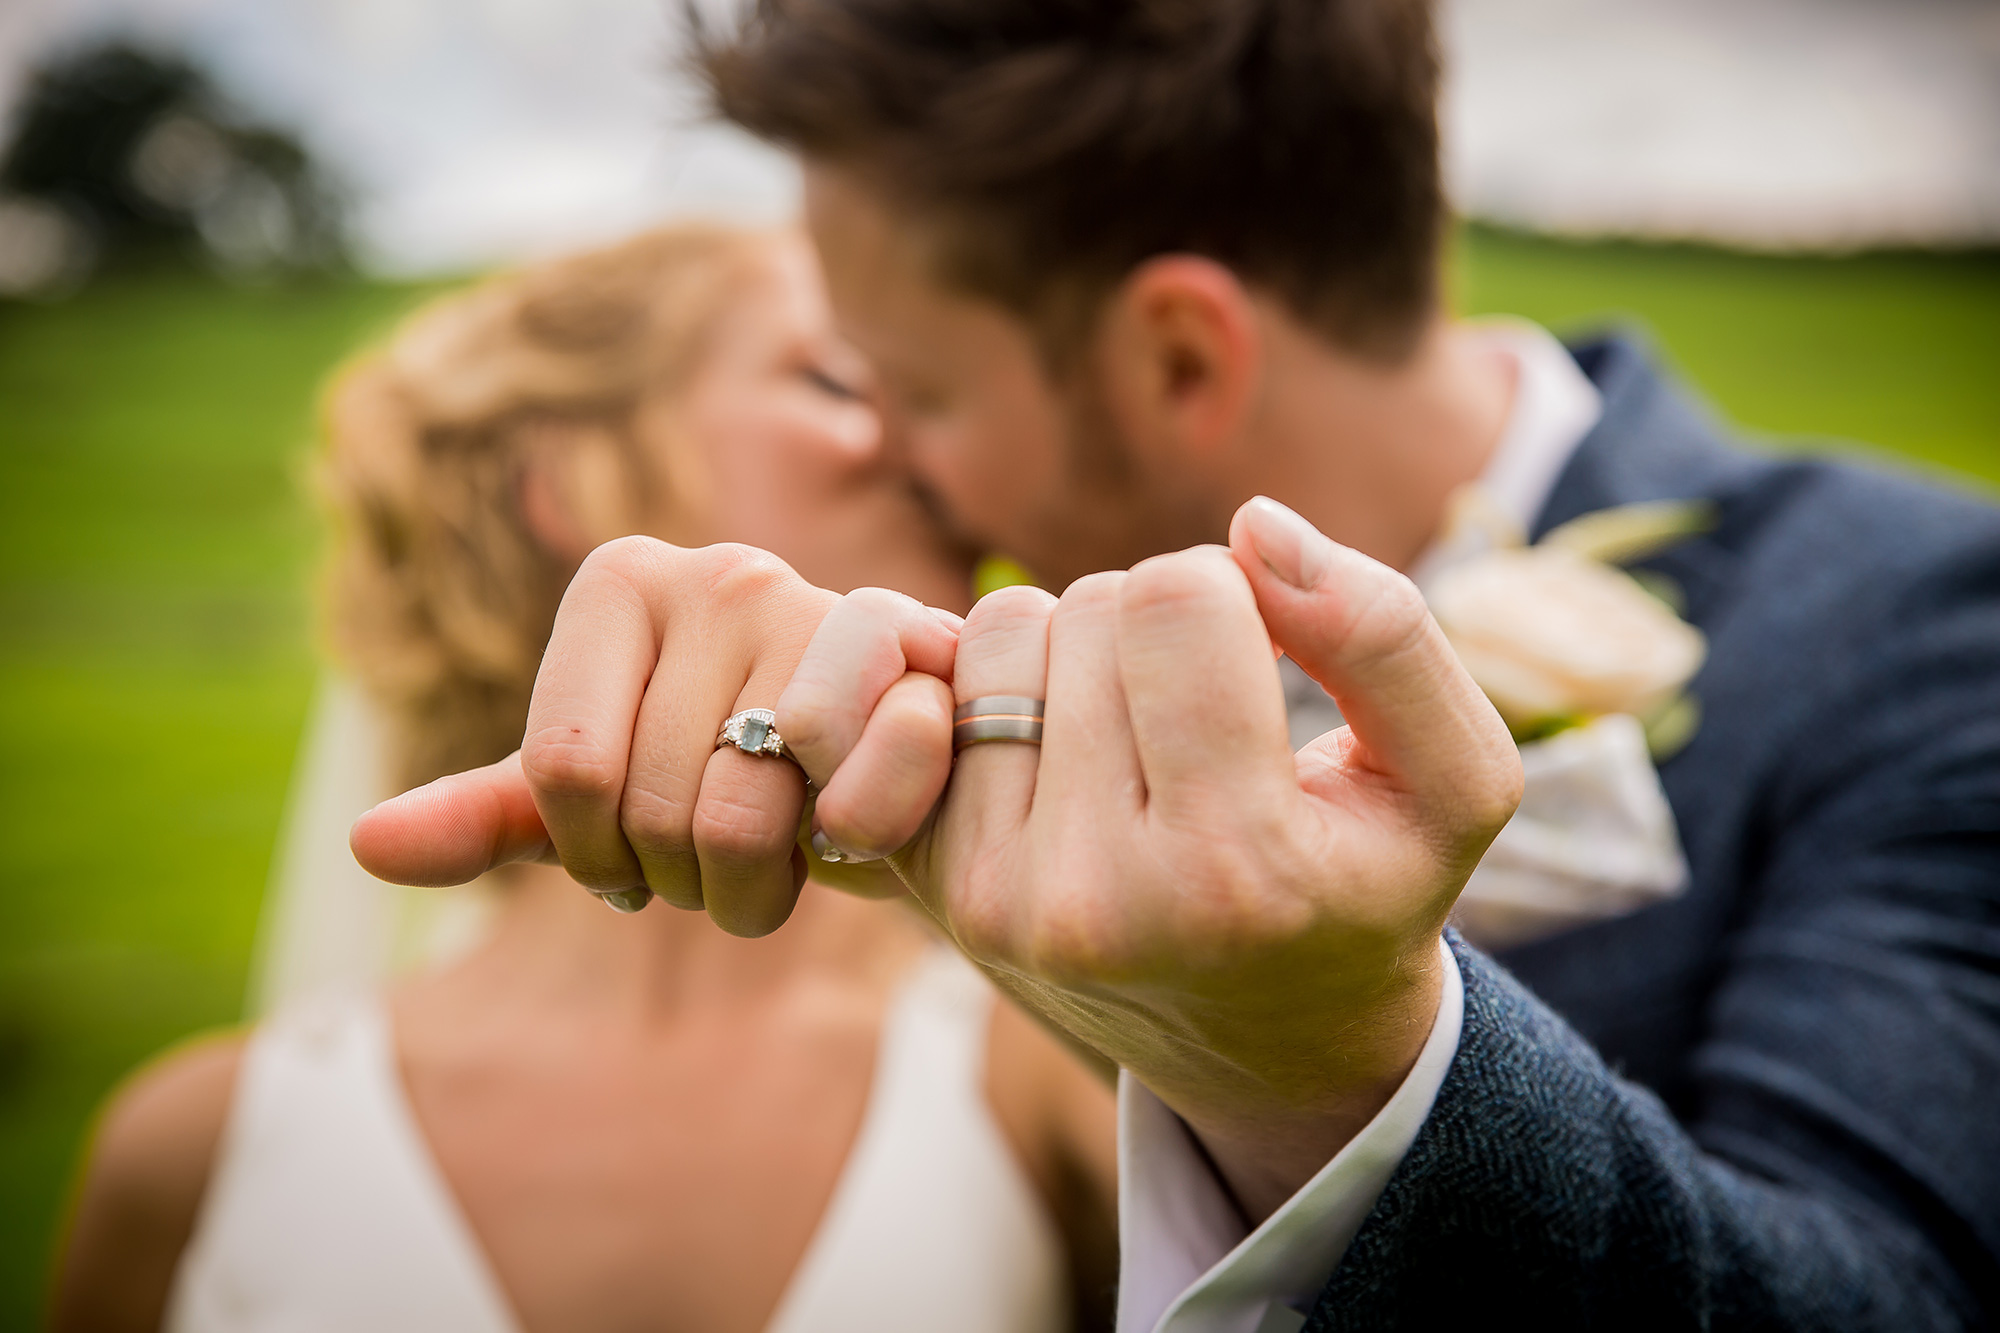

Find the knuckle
[[1469, 749, 1526, 834], [1342, 571, 1431, 665], [1053, 570, 1125, 619], [946, 865, 1017, 961], [1024, 897, 1126, 985], [618, 789, 695, 861], [1141, 859, 1305, 967], [1122, 546, 1246, 617], [843, 584, 921, 621], [966, 582, 1057, 634], [699, 542, 794, 602], [691, 790, 793, 865], [519, 726, 623, 803], [575, 533, 672, 589], [959, 587, 1055, 675]]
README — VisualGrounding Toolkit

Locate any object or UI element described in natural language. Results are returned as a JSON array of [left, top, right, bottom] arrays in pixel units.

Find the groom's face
[[805, 167, 1213, 590]]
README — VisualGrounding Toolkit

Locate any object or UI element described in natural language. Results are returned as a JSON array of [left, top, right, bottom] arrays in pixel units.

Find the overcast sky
[[5, 0, 1995, 274]]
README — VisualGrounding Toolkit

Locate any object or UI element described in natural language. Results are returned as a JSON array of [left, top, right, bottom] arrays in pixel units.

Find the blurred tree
[[0, 42, 346, 298]]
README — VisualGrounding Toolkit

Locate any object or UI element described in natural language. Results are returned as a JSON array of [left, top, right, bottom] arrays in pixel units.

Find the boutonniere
[[1423, 488, 1714, 760]]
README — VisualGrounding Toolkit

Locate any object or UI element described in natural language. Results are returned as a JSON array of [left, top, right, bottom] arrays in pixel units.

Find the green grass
[[0, 267, 434, 1324], [1453, 228, 2000, 488], [0, 233, 1995, 1327]]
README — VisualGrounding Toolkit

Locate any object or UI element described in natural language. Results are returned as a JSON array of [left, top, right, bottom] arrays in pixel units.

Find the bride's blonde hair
[[321, 224, 770, 793]]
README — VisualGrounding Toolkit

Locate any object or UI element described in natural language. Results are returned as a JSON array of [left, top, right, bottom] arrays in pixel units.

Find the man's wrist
[[1143, 940, 1447, 1223], [1115, 940, 1466, 1333]]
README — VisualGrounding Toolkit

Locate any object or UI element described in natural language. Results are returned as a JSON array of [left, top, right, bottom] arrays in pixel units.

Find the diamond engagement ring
[[952, 696, 1045, 752], [716, 708, 806, 779]]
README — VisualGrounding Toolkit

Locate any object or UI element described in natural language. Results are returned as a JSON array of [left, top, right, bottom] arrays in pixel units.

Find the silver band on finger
[[953, 696, 1045, 752]]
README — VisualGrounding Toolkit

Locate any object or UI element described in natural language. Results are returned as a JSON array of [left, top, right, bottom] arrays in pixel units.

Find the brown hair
[[700, 0, 1443, 362], [321, 224, 769, 793]]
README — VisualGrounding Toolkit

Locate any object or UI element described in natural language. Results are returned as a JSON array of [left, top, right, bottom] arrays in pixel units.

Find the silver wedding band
[[953, 696, 1045, 752]]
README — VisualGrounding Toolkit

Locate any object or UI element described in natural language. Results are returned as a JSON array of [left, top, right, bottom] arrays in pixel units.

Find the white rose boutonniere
[[1412, 490, 1715, 949], [1424, 493, 1713, 758]]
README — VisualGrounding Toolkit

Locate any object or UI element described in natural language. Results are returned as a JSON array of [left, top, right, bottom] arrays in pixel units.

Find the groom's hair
[[700, 0, 1443, 362]]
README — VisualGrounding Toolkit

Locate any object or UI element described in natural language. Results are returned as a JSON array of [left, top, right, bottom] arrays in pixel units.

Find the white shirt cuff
[[1115, 937, 1465, 1333]]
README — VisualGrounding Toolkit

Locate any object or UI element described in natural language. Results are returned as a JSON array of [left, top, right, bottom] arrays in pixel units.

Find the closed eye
[[802, 365, 862, 401]]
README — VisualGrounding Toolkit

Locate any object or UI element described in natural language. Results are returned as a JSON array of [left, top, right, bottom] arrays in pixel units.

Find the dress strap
[[164, 994, 520, 1333], [763, 947, 1072, 1333]]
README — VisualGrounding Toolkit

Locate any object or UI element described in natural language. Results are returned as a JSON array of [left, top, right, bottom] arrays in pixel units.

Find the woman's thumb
[[349, 751, 553, 887]]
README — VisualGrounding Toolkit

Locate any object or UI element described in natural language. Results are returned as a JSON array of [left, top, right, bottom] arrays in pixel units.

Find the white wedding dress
[[165, 947, 1070, 1333]]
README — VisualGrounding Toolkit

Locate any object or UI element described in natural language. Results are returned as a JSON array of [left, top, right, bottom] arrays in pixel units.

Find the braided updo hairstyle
[[321, 224, 770, 794]]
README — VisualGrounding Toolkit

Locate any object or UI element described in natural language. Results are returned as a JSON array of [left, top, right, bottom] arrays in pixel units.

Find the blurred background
[[1, 0, 1996, 1321]]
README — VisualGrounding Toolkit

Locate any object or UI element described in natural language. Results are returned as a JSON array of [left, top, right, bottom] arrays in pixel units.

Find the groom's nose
[[870, 405, 953, 521], [870, 392, 916, 469]]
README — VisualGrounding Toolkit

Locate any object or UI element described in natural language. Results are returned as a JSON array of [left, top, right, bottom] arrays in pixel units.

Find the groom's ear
[[1095, 255, 1262, 468]]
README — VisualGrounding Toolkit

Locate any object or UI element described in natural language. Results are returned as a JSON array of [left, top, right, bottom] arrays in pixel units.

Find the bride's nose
[[866, 397, 916, 472], [836, 401, 886, 461]]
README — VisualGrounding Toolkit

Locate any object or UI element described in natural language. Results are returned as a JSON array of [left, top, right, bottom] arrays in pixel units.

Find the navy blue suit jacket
[[1305, 338, 2000, 1329]]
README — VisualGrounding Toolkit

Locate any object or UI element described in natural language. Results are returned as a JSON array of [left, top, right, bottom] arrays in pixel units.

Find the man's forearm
[[1304, 935, 1977, 1331]]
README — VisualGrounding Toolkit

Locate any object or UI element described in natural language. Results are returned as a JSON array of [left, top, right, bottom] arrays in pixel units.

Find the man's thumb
[[349, 751, 553, 887], [1227, 496, 1517, 803]]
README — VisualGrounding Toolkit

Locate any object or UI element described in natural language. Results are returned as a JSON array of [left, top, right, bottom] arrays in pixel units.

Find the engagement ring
[[716, 709, 810, 787]]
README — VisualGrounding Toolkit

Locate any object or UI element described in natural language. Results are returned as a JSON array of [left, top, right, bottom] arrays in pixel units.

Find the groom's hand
[[349, 536, 959, 933], [803, 498, 1521, 1220]]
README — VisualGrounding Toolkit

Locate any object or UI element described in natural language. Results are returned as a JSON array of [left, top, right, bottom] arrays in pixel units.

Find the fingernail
[[1245, 496, 1332, 591], [599, 887, 653, 914], [811, 829, 845, 864], [810, 829, 881, 864]]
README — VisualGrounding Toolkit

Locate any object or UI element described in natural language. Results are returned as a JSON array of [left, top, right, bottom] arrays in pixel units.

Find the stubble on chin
[[905, 371, 1216, 593], [1024, 376, 1216, 590]]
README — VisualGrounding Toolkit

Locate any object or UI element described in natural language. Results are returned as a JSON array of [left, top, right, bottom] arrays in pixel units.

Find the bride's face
[[643, 234, 976, 613]]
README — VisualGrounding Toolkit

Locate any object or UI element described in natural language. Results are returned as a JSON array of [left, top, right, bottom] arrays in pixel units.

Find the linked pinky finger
[[811, 670, 955, 862]]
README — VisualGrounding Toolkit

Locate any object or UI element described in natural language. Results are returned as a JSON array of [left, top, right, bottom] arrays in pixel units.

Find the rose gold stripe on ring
[[952, 696, 1047, 751]]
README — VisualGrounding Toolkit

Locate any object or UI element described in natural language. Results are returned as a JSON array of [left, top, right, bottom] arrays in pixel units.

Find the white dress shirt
[[1115, 320, 1605, 1333]]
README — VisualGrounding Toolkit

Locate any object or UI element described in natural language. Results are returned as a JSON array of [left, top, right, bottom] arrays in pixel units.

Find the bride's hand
[[349, 535, 959, 935]]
